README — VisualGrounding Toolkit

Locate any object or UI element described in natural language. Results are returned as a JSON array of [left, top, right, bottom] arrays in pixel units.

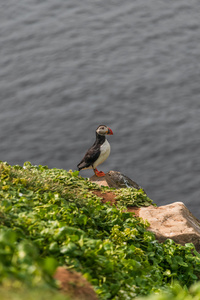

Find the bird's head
[[96, 125, 113, 136]]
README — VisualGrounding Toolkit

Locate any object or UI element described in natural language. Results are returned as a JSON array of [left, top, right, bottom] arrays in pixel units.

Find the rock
[[129, 202, 200, 251], [90, 170, 144, 191], [91, 171, 200, 251], [54, 267, 98, 300]]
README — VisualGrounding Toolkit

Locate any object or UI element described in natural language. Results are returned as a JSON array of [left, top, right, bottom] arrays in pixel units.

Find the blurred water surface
[[0, 1, 200, 216]]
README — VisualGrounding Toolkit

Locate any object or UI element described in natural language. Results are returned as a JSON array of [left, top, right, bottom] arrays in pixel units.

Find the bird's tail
[[77, 162, 90, 170]]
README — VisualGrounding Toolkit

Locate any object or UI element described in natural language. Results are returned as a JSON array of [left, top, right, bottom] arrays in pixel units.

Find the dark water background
[[1, 1, 200, 217]]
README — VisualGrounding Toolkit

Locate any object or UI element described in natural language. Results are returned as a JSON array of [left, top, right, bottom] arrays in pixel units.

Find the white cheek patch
[[98, 129, 106, 135]]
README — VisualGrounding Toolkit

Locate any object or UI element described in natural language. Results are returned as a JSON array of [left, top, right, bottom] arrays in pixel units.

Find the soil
[[92, 190, 140, 216], [54, 267, 98, 300]]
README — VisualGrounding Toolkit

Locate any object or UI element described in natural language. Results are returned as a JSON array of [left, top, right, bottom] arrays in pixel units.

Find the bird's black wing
[[77, 145, 100, 170]]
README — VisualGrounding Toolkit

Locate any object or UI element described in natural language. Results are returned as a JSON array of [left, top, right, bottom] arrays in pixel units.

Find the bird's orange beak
[[107, 128, 113, 135]]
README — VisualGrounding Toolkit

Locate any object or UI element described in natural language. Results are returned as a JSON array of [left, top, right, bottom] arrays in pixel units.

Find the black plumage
[[77, 133, 105, 170], [77, 125, 113, 177]]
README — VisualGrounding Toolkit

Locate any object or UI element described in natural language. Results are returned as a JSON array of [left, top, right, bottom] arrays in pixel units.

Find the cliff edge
[[90, 170, 200, 252]]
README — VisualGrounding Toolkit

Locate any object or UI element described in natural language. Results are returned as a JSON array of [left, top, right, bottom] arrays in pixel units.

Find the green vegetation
[[0, 161, 200, 299], [0, 284, 69, 300], [115, 188, 154, 207], [138, 282, 200, 300]]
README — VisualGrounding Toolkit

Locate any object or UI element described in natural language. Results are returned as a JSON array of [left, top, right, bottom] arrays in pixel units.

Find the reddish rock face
[[54, 267, 98, 300]]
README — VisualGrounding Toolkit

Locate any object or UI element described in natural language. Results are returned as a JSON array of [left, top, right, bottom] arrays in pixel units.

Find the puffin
[[77, 125, 113, 177]]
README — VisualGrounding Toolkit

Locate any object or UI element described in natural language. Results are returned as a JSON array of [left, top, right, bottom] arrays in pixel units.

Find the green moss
[[0, 161, 200, 300]]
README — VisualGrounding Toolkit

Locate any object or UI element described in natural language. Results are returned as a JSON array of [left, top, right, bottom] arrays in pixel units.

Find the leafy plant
[[137, 281, 200, 300], [115, 188, 155, 207], [0, 161, 200, 300]]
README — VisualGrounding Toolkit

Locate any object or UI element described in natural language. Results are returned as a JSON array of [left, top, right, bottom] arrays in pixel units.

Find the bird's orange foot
[[94, 169, 105, 177]]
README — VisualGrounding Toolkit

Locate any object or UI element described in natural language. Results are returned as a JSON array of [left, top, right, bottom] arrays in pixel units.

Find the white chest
[[93, 139, 111, 169]]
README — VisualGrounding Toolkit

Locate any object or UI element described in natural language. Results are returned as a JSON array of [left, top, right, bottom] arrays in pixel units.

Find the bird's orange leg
[[94, 168, 105, 177]]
